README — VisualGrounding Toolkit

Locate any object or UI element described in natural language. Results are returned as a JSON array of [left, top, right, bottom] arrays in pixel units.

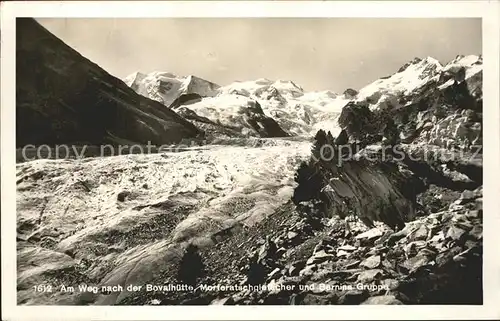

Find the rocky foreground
[[16, 77, 483, 304]]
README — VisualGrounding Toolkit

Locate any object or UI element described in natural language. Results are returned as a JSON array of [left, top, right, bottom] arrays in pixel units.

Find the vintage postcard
[[1, 1, 499, 320]]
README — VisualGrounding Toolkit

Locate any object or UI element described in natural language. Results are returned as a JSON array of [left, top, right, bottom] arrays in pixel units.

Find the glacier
[[16, 18, 483, 307]]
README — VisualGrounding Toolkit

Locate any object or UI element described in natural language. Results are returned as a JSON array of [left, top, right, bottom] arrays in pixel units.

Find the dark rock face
[[168, 93, 203, 109], [244, 101, 290, 138], [292, 129, 422, 231], [338, 102, 373, 140], [16, 18, 201, 147]]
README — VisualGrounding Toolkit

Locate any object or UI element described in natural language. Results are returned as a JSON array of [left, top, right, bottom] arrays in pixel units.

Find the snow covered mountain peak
[[447, 54, 481, 65], [123, 71, 220, 107], [355, 54, 481, 110], [123, 53, 481, 139], [356, 56, 443, 106], [397, 56, 442, 73]]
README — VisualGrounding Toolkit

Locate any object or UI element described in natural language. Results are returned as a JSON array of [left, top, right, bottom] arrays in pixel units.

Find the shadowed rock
[[16, 18, 202, 147]]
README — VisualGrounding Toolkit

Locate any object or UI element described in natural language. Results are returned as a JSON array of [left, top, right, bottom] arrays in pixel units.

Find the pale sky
[[36, 18, 481, 92]]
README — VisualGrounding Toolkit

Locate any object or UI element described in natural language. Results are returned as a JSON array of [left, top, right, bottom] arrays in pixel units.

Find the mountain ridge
[[16, 18, 202, 148], [124, 53, 481, 140]]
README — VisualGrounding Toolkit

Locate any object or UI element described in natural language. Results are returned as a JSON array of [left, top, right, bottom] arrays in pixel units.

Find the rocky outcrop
[[343, 88, 358, 99], [292, 130, 423, 231], [167, 93, 204, 109], [270, 56, 483, 304], [338, 65, 482, 154], [243, 101, 290, 138], [172, 95, 290, 139], [16, 18, 202, 148]]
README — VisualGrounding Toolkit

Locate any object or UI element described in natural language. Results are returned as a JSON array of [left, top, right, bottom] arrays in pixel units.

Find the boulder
[[361, 295, 403, 305]]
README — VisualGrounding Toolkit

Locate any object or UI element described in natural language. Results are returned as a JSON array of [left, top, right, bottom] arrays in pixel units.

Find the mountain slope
[[355, 55, 482, 112], [16, 47, 483, 306], [16, 18, 202, 148], [174, 95, 289, 139]]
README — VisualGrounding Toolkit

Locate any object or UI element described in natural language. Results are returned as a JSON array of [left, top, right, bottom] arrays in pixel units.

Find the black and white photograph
[[2, 1, 500, 319]]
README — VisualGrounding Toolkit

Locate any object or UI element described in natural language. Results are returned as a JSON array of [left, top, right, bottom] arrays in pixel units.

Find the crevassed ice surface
[[18, 139, 311, 243], [16, 139, 312, 304]]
